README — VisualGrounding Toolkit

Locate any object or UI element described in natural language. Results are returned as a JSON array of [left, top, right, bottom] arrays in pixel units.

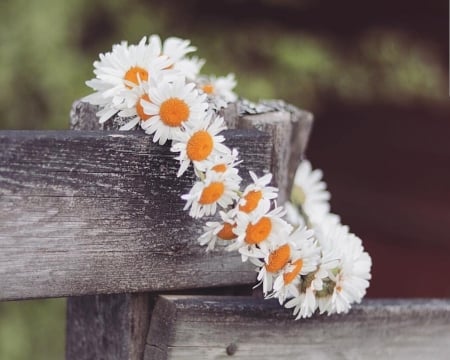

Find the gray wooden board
[[145, 296, 450, 360], [66, 293, 151, 360], [0, 130, 272, 300]]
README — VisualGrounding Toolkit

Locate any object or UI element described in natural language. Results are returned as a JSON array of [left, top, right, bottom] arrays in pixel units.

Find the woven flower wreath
[[84, 35, 372, 319]]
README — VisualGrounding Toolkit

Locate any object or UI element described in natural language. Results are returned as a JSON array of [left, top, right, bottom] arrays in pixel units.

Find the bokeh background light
[[0, 1, 448, 359]]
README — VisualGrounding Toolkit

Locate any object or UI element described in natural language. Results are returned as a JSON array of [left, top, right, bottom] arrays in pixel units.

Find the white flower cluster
[[84, 35, 372, 320]]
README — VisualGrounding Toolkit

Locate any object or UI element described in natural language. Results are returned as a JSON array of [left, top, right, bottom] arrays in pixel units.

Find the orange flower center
[[239, 190, 263, 213], [202, 84, 214, 94], [212, 163, 227, 173], [136, 94, 151, 121], [124, 66, 148, 88], [217, 222, 237, 240], [186, 131, 214, 161], [245, 217, 272, 244], [283, 259, 303, 284], [265, 244, 291, 273], [199, 182, 225, 205], [159, 98, 190, 127]]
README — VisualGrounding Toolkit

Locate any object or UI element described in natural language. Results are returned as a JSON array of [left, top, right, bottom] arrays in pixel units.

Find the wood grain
[[0, 130, 271, 300], [145, 295, 450, 360], [66, 293, 151, 360]]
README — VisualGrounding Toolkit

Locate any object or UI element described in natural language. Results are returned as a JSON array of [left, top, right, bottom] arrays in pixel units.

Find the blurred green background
[[0, 0, 448, 359]]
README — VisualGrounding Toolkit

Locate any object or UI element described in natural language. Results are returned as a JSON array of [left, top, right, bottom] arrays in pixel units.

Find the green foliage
[[0, 299, 65, 360], [0, 0, 447, 130]]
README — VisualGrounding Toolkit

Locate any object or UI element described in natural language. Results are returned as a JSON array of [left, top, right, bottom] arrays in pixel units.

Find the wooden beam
[[145, 296, 450, 360], [66, 293, 151, 360], [0, 129, 271, 300]]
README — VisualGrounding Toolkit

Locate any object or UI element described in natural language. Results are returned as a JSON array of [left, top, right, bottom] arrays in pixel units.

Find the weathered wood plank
[[0, 130, 271, 300], [66, 293, 151, 360], [145, 296, 450, 360]]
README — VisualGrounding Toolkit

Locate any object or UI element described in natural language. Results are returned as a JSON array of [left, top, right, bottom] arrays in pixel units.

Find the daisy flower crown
[[84, 35, 372, 319]]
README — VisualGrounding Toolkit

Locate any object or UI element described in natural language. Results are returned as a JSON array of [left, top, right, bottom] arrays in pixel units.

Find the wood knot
[[226, 343, 237, 356]]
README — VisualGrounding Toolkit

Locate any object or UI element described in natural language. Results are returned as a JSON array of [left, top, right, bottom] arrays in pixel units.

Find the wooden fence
[[0, 100, 449, 359]]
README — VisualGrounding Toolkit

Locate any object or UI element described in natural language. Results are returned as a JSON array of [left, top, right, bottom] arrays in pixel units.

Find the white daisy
[[206, 148, 242, 185], [284, 253, 338, 320], [229, 205, 292, 260], [291, 160, 331, 225], [171, 112, 231, 177], [181, 170, 240, 219], [252, 243, 290, 295], [174, 56, 205, 81], [285, 287, 317, 319], [283, 222, 343, 319], [232, 171, 278, 217], [141, 77, 208, 145], [149, 35, 196, 65], [198, 210, 237, 251], [271, 226, 320, 303], [84, 37, 171, 110], [197, 73, 238, 110], [111, 81, 153, 131], [313, 223, 372, 315]]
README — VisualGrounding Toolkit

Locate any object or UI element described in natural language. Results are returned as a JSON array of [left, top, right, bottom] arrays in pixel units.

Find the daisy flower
[[198, 210, 238, 251], [110, 81, 154, 131], [313, 223, 372, 315], [271, 226, 320, 303], [197, 74, 238, 110], [171, 112, 231, 177], [181, 169, 240, 218], [207, 148, 242, 185], [233, 171, 278, 217], [174, 56, 205, 81], [229, 205, 293, 260], [291, 160, 331, 226], [84, 37, 171, 110], [284, 252, 338, 319], [285, 287, 317, 319], [149, 35, 196, 65], [141, 77, 208, 145]]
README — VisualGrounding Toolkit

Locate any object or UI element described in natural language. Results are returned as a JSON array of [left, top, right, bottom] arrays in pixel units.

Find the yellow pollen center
[[266, 244, 291, 273], [217, 222, 237, 240], [283, 259, 303, 284], [136, 94, 151, 121], [245, 217, 272, 244], [239, 190, 263, 213], [199, 182, 225, 205], [202, 84, 214, 94], [124, 66, 148, 88], [212, 163, 227, 173], [159, 98, 190, 127], [186, 131, 214, 161]]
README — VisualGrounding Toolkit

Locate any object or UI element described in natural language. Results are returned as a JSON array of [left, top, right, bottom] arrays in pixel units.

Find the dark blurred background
[[0, 0, 448, 358]]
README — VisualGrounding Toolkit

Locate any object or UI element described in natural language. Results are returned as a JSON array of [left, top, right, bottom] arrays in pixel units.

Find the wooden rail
[[0, 129, 271, 300], [145, 296, 450, 360]]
